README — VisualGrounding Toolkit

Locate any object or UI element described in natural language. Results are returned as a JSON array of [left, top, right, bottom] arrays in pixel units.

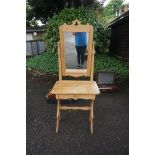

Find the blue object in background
[[75, 32, 87, 46]]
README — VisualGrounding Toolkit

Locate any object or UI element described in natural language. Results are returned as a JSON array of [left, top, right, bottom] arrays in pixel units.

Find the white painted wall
[[26, 33, 33, 41]]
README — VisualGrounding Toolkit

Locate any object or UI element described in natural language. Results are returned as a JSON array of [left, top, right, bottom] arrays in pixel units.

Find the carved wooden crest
[[59, 19, 93, 32]]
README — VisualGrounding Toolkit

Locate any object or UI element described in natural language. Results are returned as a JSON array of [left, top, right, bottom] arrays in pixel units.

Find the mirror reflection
[[64, 32, 88, 69]]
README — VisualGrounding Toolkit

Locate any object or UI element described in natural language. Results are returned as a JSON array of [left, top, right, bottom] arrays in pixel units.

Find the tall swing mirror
[[59, 20, 94, 77]]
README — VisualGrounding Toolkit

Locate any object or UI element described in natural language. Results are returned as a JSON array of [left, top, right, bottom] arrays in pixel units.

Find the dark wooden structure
[[96, 71, 117, 92], [108, 11, 129, 61]]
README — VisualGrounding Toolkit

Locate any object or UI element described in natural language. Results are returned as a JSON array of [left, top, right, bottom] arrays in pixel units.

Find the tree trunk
[[71, 0, 94, 8]]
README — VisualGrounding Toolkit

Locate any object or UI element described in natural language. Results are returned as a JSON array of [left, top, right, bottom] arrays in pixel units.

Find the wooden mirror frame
[[58, 20, 94, 78]]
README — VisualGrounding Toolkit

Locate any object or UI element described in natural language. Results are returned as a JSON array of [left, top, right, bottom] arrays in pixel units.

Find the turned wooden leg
[[90, 99, 94, 134], [59, 100, 61, 121], [56, 99, 61, 133]]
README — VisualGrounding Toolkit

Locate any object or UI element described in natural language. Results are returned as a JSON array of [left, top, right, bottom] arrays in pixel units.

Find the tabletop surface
[[51, 80, 100, 95]]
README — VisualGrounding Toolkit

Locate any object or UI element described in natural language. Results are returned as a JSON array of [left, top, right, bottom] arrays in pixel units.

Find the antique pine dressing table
[[49, 20, 100, 134]]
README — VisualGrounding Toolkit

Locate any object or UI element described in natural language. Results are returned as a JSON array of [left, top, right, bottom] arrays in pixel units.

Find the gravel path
[[26, 73, 129, 155]]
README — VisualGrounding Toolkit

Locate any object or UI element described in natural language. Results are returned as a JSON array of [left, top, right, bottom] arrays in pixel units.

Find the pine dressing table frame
[[49, 20, 100, 134]]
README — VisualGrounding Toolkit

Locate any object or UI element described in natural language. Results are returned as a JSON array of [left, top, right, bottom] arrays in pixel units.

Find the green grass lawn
[[26, 51, 128, 79], [26, 52, 58, 74]]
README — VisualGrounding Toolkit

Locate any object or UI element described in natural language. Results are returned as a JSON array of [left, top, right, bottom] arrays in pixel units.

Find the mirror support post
[[58, 42, 62, 80], [90, 42, 95, 81]]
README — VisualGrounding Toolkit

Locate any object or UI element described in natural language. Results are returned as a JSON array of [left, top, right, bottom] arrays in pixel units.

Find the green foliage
[[26, 1, 38, 27], [95, 27, 111, 53], [27, 0, 103, 24], [94, 54, 128, 79], [28, 0, 67, 24], [45, 8, 107, 54], [26, 52, 58, 74], [102, 0, 124, 23], [26, 52, 128, 79]]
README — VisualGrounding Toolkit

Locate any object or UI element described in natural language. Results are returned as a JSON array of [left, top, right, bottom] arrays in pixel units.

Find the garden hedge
[[27, 8, 128, 81], [45, 8, 109, 54]]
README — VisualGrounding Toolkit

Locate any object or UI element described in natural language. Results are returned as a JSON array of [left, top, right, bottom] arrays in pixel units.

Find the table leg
[[59, 100, 61, 120], [90, 99, 94, 134], [56, 99, 61, 133]]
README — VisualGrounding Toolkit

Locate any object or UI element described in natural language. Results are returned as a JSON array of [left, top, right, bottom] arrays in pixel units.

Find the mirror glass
[[64, 32, 89, 69]]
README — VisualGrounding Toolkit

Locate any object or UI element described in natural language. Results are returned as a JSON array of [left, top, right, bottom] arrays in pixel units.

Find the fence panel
[[37, 40, 45, 54], [26, 40, 45, 56], [26, 42, 32, 56]]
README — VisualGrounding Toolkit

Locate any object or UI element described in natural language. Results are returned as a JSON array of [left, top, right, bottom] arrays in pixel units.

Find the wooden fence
[[26, 40, 46, 56]]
